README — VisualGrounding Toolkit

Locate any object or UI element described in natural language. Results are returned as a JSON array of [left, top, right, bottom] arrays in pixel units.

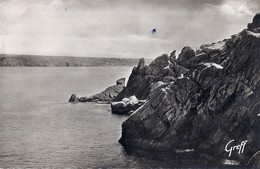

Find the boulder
[[111, 95, 146, 115], [122, 95, 139, 105], [79, 97, 92, 102], [111, 102, 132, 115], [116, 78, 125, 85], [119, 14, 260, 165], [248, 13, 260, 33], [69, 94, 79, 103], [177, 46, 196, 67], [79, 97, 86, 102]]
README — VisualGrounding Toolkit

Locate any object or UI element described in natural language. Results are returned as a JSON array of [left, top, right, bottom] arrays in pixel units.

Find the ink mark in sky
[[151, 28, 157, 34]]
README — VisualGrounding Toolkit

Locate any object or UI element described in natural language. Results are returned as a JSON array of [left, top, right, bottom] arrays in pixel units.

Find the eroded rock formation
[[119, 13, 260, 165], [114, 53, 188, 101], [69, 78, 125, 103], [69, 94, 79, 103], [248, 13, 260, 33]]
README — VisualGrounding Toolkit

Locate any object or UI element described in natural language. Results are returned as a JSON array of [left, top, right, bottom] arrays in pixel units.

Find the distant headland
[[0, 54, 146, 67]]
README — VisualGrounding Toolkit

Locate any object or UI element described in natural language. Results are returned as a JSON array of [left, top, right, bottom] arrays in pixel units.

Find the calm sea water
[[0, 67, 238, 168]]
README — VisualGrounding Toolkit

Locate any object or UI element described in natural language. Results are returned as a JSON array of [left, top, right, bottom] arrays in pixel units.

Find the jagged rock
[[111, 102, 129, 114], [162, 76, 175, 83], [114, 53, 182, 101], [69, 94, 79, 103], [248, 13, 260, 33], [150, 81, 165, 93], [137, 58, 145, 69], [119, 14, 260, 165], [169, 50, 176, 62], [177, 46, 196, 67], [116, 78, 125, 85], [70, 78, 125, 103], [111, 95, 146, 115]]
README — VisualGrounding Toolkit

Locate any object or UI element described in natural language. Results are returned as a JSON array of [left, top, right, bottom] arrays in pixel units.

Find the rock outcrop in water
[[69, 78, 125, 103], [111, 95, 146, 115], [119, 13, 260, 165], [69, 94, 79, 103]]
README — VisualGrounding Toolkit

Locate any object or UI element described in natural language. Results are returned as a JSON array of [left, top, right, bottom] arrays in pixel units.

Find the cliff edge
[[119, 13, 260, 165]]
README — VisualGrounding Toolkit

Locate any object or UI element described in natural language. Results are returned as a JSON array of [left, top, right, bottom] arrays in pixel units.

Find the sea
[[0, 67, 240, 168]]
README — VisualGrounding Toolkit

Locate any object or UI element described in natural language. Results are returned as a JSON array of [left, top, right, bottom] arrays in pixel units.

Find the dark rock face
[[69, 78, 125, 103], [88, 81, 125, 102], [248, 13, 260, 33], [248, 151, 260, 169], [177, 46, 196, 67], [119, 14, 260, 165], [69, 94, 79, 103], [111, 95, 146, 115], [114, 54, 188, 101], [116, 78, 125, 85]]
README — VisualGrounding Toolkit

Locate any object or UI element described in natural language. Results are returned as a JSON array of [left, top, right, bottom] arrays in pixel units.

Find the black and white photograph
[[0, 0, 260, 168]]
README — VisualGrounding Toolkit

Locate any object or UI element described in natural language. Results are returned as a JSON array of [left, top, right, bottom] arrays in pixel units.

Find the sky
[[0, 0, 259, 58]]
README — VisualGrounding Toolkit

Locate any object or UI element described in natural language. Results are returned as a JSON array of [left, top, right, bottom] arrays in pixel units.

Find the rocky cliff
[[119, 13, 260, 165], [113, 52, 184, 101]]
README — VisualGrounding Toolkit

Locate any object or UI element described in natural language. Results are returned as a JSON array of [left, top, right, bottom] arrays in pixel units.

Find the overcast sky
[[0, 0, 259, 58]]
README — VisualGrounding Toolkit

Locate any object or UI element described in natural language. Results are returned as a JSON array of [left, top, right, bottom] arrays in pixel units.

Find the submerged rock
[[119, 13, 260, 165], [111, 95, 146, 115]]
